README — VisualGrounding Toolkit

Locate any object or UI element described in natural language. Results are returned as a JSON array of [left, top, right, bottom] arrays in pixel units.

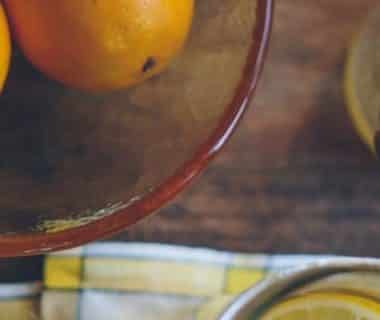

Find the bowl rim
[[0, 0, 274, 257], [218, 258, 380, 320]]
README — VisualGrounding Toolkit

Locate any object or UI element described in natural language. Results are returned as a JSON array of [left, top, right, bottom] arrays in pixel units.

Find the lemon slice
[[344, 6, 380, 155], [260, 292, 380, 320], [297, 272, 380, 300]]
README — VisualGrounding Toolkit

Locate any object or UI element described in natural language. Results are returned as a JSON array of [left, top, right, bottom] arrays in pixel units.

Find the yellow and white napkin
[[2, 243, 330, 319]]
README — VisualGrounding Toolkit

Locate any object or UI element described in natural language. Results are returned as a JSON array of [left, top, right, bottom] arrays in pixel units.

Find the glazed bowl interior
[[0, 0, 272, 255]]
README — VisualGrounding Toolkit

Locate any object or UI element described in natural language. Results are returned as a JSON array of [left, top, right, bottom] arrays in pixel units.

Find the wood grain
[[113, 0, 380, 257], [4, 1, 380, 278]]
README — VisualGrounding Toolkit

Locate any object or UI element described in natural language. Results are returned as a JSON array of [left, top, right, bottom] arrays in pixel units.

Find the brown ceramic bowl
[[0, 0, 273, 256]]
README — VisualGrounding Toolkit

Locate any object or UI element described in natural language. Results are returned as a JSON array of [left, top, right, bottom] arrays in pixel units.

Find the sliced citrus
[[298, 272, 380, 300], [344, 6, 380, 154], [261, 292, 380, 320]]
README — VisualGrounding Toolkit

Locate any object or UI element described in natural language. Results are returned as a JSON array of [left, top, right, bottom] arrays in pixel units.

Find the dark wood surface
[[2, 0, 380, 282], [117, 0, 380, 257]]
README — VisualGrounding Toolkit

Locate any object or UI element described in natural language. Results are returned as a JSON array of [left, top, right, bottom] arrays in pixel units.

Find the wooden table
[[2, 0, 380, 281], [118, 0, 380, 257]]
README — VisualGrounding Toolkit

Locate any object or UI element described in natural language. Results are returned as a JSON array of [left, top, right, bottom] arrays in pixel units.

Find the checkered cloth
[[3, 243, 330, 319]]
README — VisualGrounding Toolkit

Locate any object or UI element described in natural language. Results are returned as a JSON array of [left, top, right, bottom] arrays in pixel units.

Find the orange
[[0, 2, 10, 92], [4, 0, 194, 92]]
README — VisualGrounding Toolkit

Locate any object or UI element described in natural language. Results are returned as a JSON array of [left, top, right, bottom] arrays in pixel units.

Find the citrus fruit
[[261, 291, 380, 320], [4, 0, 194, 92], [344, 7, 380, 155], [298, 272, 380, 299], [0, 2, 11, 92]]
